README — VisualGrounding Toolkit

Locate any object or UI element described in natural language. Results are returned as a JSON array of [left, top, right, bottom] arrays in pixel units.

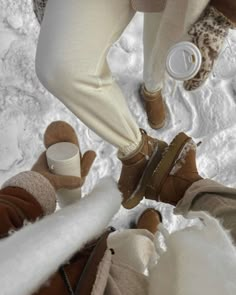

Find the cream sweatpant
[[35, 0, 209, 154]]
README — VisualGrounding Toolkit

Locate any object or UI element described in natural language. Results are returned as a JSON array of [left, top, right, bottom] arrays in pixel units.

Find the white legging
[[36, 0, 209, 155]]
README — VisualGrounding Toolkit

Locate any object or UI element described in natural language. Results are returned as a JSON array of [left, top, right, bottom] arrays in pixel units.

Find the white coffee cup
[[166, 41, 202, 81], [46, 142, 81, 208]]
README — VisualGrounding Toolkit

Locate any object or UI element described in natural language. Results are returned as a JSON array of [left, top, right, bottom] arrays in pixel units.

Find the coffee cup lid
[[46, 142, 79, 162], [166, 41, 202, 81]]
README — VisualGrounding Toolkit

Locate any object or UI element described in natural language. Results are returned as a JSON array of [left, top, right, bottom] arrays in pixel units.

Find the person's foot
[[136, 208, 162, 235], [146, 132, 202, 206], [140, 84, 166, 129], [119, 129, 167, 209]]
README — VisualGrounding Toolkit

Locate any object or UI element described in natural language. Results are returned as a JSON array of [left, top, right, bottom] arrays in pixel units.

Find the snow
[[0, 1, 236, 232]]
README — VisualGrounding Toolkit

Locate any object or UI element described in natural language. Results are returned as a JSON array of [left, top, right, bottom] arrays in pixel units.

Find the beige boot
[[140, 85, 166, 129], [119, 129, 167, 209], [146, 132, 202, 206], [136, 208, 162, 235]]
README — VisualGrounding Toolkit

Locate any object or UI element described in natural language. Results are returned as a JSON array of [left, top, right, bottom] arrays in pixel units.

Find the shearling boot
[[136, 208, 162, 235], [140, 85, 166, 129], [119, 129, 167, 209], [146, 132, 202, 206]]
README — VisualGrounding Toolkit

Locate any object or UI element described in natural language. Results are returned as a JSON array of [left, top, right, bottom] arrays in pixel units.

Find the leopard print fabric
[[184, 5, 235, 91], [33, 0, 48, 24]]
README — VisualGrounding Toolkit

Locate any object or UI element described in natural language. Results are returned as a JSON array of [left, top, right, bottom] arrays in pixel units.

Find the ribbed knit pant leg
[[175, 179, 236, 244], [143, 0, 210, 93], [35, 0, 142, 155], [143, 12, 163, 92]]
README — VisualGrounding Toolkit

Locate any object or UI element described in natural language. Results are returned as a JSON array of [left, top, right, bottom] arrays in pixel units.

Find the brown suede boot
[[140, 85, 166, 129], [146, 132, 202, 206], [119, 129, 167, 209], [136, 208, 162, 235]]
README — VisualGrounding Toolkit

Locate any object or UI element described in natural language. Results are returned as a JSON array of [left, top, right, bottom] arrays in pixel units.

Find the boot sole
[[146, 132, 191, 201], [122, 140, 168, 209], [149, 119, 166, 130]]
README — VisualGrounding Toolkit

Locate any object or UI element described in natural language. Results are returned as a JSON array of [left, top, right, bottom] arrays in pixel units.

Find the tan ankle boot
[[146, 132, 202, 206], [119, 129, 167, 209], [136, 208, 162, 235], [140, 85, 166, 129]]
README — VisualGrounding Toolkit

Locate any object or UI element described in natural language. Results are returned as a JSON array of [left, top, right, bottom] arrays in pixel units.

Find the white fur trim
[[2, 171, 56, 215], [149, 211, 236, 295], [0, 177, 121, 295]]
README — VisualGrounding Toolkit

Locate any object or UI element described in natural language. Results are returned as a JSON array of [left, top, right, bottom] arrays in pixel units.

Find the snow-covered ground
[[0, 1, 236, 231]]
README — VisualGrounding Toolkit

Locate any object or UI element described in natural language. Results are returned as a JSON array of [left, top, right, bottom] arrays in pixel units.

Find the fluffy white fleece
[[0, 177, 121, 295], [149, 211, 236, 295]]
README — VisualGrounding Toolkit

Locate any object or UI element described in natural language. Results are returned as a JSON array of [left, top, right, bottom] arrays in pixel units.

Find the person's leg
[[143, 0, 209, 91], [141, 1, 210, 128], [36, 0, 141, 155], [143, 12, 163, 93], [36, 0, 168, 206]]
